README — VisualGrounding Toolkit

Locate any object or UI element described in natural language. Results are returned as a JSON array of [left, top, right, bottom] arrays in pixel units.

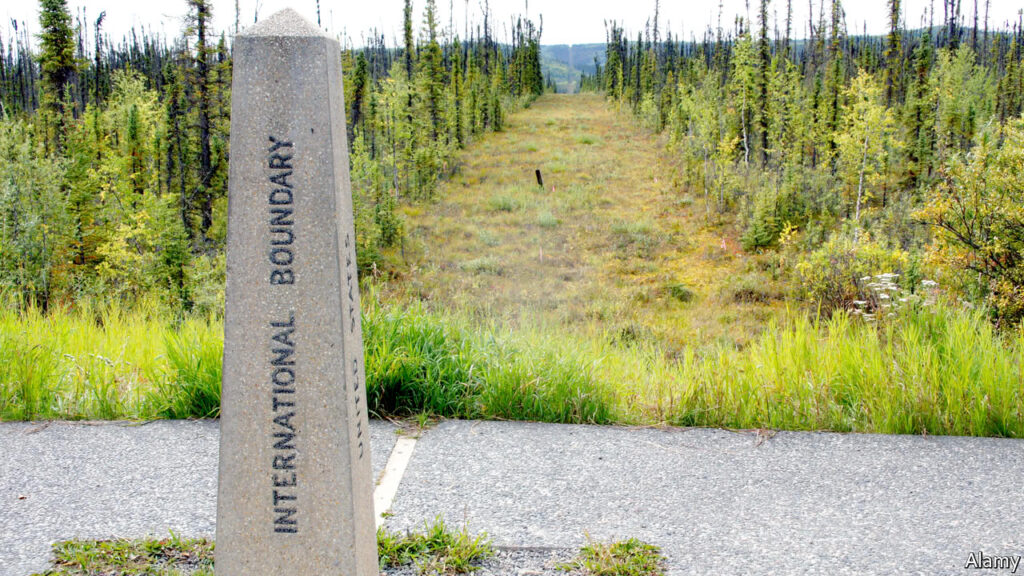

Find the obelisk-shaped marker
[[216, 9, 377, 575]]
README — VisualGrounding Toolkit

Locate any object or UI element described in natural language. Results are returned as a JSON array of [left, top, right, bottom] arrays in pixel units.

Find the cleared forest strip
[[2, 96, 1022, 437], [385, 93, 781, 353]]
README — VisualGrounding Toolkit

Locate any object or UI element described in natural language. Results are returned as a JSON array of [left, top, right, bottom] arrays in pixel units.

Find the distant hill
[[541, 44, 605, 93], [540, 27, 1006, 93]]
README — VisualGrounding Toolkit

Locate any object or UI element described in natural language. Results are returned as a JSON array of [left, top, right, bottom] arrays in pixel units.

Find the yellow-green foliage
[[3, 2, 542, 315], [918, 118, 1024, 326], [834, 71, 899, 223], [0, 69, 217, 314], [795, 234, 909, 316], [4, 95, 1022, 438], [0, 298, 220, 420], [594, 17, 1022, 333], [667, 307, 1024, 437]]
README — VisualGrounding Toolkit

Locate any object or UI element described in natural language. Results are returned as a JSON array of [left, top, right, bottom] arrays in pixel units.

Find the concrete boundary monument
[[216, 9, 377, 575]]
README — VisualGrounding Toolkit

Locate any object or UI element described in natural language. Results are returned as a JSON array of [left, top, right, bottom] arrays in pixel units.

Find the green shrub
[[459, 257, 504, 275], [374, 190, 405, 248], [638, 92, 663, 132], [487, 194, 522, 212], [741, 187, 807, 251], [917, 119, 1024, 326], [537, 210, 560, 228], [664, 283, 695, 303], [795, 234, 908, 317]]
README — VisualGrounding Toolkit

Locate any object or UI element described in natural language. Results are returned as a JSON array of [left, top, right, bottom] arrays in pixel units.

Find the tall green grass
[[1, 299, 1021, 437], [0, 301, 222, 420], [666, 309, 1024, 437], [151, 324, 223, 419], [362, 302, 615, 424], [0, 300, 616, 424]]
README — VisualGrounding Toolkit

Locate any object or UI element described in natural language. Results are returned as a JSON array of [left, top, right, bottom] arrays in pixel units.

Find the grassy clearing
[[384, 93, 783, 358], [35, 519, 491, 575], [561, 538, 665, 576]]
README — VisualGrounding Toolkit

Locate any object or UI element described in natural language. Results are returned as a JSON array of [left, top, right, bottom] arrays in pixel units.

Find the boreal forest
[[0, 0, 544, 314], [1, 0, 1023, 439], [582, 0, 1024, 326]]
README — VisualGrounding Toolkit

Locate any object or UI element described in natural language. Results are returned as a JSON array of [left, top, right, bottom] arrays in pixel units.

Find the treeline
[[0, 0, 543, 314], [344, 2, 543, 250], [584, 0, 1024, 326]]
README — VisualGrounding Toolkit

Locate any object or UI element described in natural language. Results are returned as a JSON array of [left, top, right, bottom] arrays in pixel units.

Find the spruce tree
[[756, 0, 772, 166], [420, 0, 443, 138], [403, 0, 415, 79], [37, 0, 77, 150], [883, 0, 902, 105], [185, 0, 215, 245]]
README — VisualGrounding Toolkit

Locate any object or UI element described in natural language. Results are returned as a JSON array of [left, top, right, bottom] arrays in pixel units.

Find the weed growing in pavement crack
[[560, 537, 665, 576]]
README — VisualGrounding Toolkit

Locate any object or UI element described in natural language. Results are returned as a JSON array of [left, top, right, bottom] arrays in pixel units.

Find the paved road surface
[[0, 420, 396, 575], [2, 419, 1022, 575]]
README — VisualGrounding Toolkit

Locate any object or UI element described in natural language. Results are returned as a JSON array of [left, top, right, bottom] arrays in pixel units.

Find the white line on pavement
[[374, 436, 418, 528]]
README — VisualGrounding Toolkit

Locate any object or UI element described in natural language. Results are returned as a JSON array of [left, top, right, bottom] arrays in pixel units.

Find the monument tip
[[241, 8, 328, 38]]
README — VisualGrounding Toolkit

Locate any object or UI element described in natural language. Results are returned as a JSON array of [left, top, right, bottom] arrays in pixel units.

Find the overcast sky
[[4, 0, 1022, 47]]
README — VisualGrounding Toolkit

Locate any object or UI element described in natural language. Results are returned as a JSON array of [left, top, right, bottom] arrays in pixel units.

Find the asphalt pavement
[[2, 419, 1022, 575]]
